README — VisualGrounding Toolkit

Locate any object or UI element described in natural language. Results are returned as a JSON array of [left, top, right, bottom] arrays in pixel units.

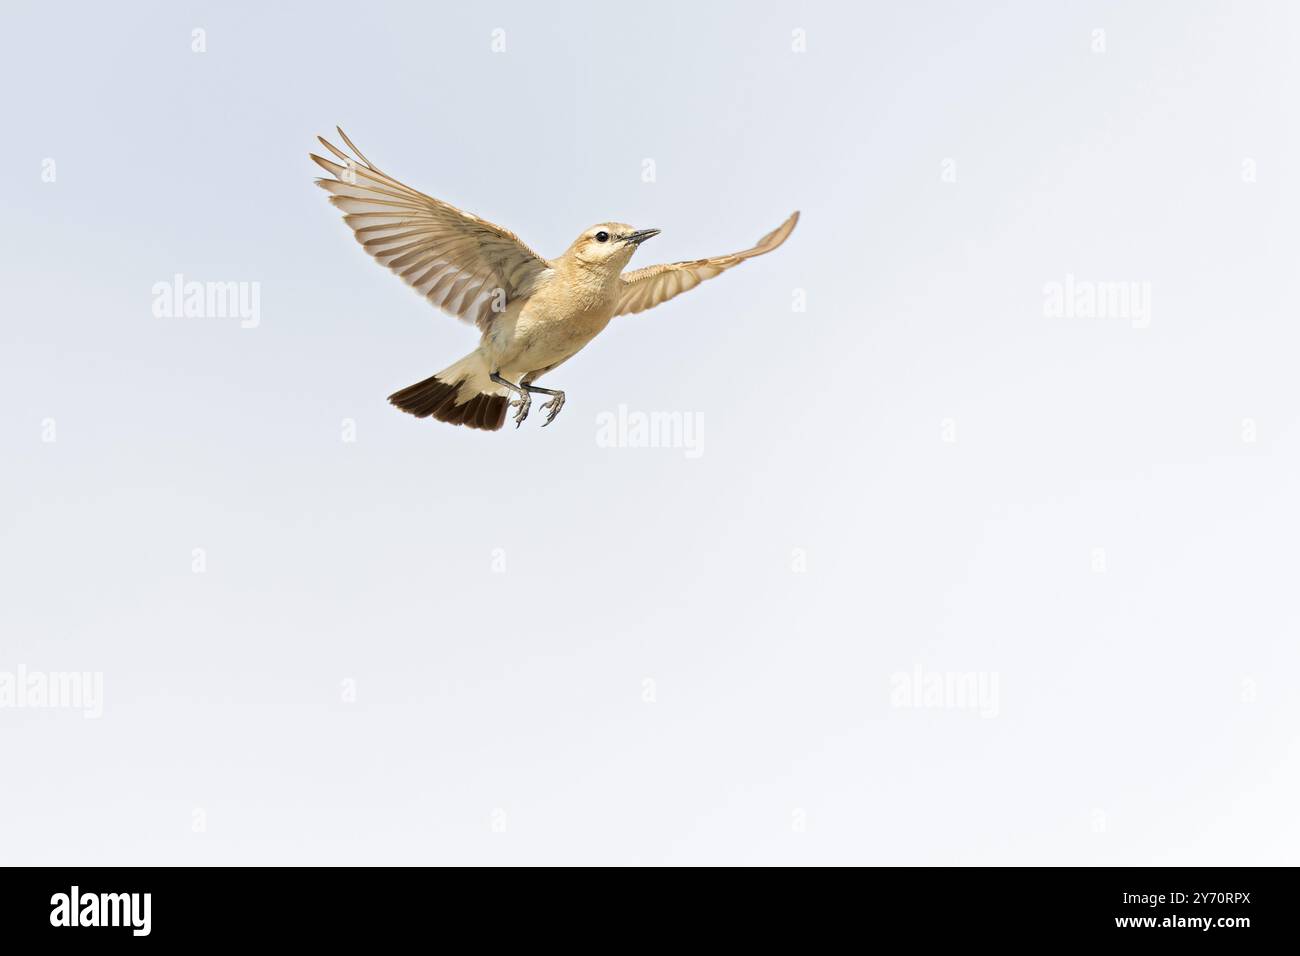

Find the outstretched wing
[[613, 211, 798, 317], [311, 129, 552, 330]]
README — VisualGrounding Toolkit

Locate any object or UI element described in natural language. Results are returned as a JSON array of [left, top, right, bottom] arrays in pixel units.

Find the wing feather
[[311, 129, 551, 329], [614, 211, 799, 317]]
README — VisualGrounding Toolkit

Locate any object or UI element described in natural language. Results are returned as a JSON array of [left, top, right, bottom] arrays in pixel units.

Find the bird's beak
[[622, 228, 660, 246]]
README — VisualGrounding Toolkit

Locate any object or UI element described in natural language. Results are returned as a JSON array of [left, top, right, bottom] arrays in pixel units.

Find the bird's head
[[566, 223, 660, 271]]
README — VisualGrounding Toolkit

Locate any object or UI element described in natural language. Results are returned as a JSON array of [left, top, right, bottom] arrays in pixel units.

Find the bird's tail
[[387, 350, 509, 430]]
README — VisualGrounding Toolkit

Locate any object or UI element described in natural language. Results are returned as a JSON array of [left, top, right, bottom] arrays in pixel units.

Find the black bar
[[0, 866, 1288, 943]]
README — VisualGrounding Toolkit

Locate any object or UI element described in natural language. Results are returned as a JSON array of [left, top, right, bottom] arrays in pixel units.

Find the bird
[[310, 128, 798, 430]]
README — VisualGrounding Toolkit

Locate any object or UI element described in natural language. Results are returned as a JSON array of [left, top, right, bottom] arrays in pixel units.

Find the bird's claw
[[510, 394, 531, 427], [540, 393, 566, 427]]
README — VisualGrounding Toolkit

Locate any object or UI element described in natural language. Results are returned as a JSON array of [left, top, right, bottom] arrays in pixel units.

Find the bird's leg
[[490, 372, 531, 427], [523, 383, 566, 426]]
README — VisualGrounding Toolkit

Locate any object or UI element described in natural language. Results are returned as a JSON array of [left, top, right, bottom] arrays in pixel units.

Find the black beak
[[622, 228, 660, 246]]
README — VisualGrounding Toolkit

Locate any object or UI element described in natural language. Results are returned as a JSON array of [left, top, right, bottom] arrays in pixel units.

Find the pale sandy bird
[[311, 129, 798, 430]]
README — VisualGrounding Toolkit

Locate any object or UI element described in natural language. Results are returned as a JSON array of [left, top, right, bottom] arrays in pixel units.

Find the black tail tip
[[388, 376, 508, 431]]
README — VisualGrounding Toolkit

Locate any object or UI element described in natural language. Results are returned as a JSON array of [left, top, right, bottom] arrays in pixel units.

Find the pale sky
[[1, 0, 1297, 864]]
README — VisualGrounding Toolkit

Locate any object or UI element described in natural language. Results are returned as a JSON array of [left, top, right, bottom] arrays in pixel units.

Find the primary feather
[[311, 128, 552, 330]]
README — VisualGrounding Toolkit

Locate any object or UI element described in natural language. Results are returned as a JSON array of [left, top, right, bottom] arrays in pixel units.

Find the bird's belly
[[496, 305, 612, 378]]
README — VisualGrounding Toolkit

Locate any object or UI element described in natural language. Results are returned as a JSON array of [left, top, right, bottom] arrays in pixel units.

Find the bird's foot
[[510, 393, 532, 427], [540, 392, 566, 427]]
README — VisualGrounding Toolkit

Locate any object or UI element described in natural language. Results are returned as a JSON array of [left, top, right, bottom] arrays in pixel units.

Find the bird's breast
[[525, 278, 618, 336], [520, 296, 613, 347], [491, 285, 617, 375]]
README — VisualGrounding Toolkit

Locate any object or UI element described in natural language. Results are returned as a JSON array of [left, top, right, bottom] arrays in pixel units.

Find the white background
[[1, 1, 1297, 864]]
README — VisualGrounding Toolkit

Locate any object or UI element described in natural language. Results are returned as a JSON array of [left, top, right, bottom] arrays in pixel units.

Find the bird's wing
[[613, 211, 799, 317], [311, 129, 552, 330]]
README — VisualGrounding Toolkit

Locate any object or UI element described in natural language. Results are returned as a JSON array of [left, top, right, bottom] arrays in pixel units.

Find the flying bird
[[311, 129, 798, 430]]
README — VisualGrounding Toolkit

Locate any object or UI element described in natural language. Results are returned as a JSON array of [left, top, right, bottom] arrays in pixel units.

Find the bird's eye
[[595, 231, 610, 243]]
